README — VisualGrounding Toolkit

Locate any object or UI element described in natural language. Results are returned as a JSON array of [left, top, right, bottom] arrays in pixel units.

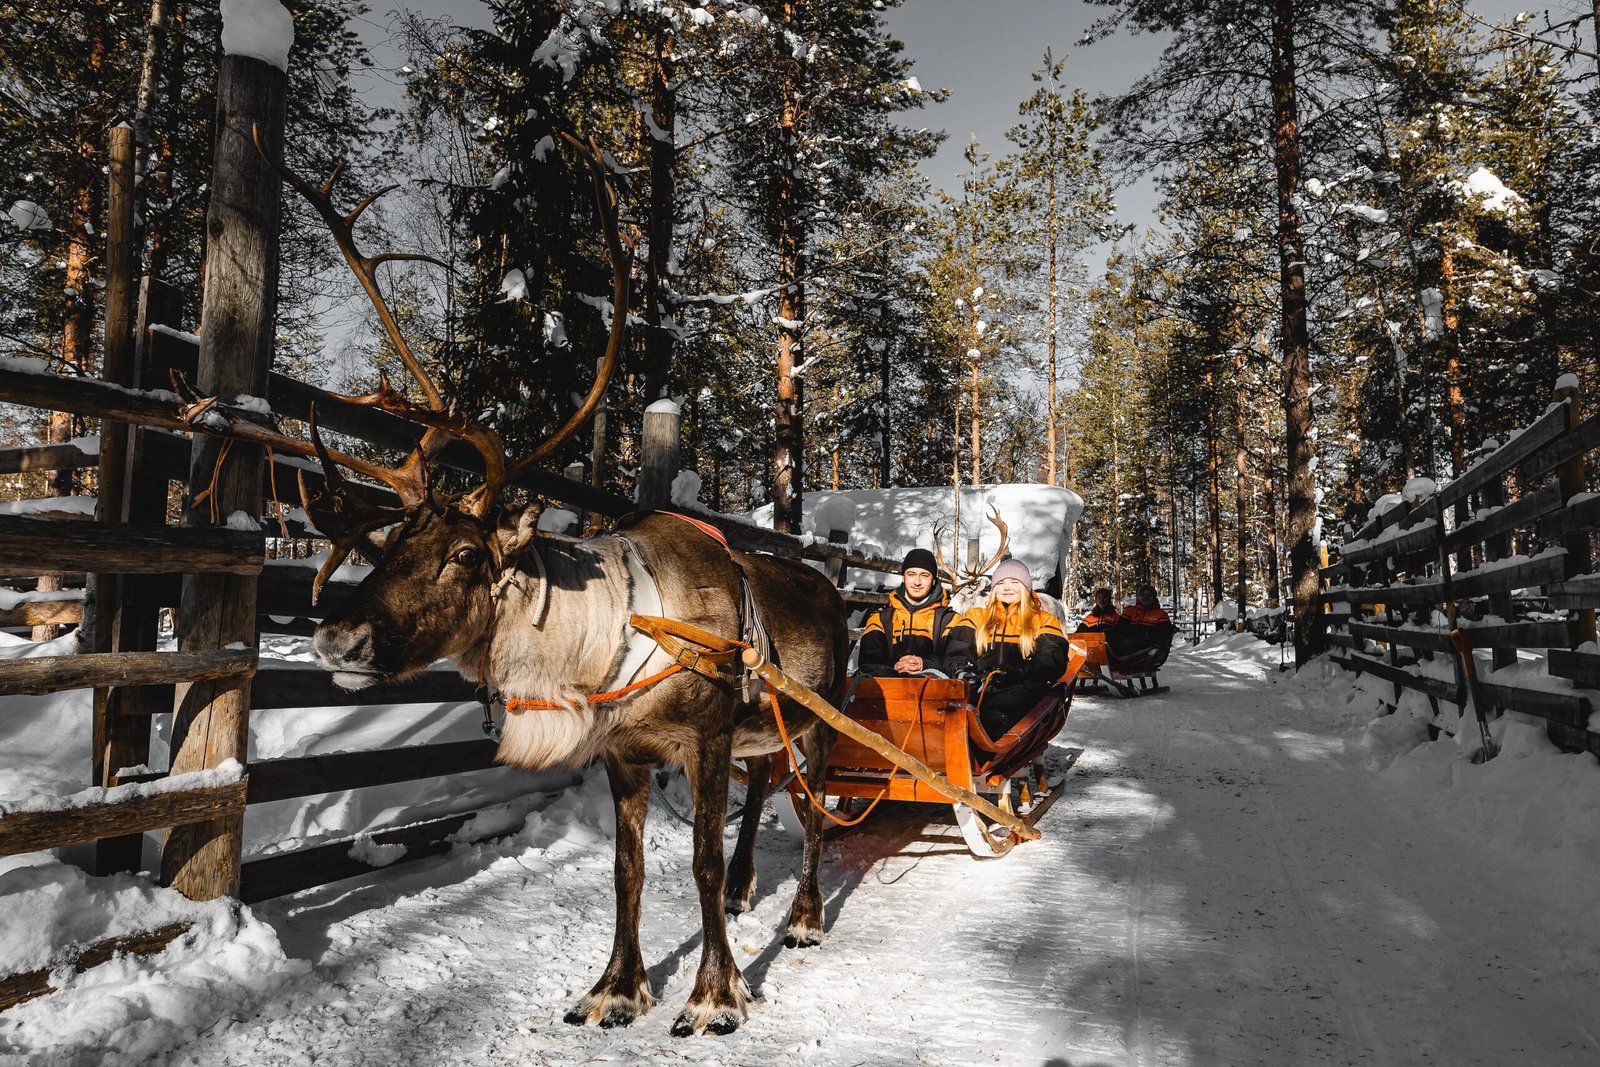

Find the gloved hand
[[992, 668, 1024, 688], [955, 667, 981, 685]]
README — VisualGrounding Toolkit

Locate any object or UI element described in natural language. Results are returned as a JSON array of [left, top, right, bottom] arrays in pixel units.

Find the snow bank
[[0, 856, 307, 1065], [1284, 657, 1600, 909]]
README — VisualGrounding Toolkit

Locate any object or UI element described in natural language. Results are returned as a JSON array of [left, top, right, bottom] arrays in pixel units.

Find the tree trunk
[[1234, 340, 1249, 632], [1044, 99, 1060, 486], [771, 6, 806, 535], [642, 22, 676, 404], [1206, 367, 1222, 611], [1271, 0, 1321, 666]]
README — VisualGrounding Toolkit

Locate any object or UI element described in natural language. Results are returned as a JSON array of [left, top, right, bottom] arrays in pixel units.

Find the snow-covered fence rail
[[1321, 378, 1600, 756]]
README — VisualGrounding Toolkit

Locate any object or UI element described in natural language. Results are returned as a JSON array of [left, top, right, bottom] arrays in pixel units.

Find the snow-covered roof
[[750, 483, 1083, 587]]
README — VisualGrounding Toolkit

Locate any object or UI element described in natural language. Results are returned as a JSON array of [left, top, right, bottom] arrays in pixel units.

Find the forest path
[[169, 641, 1600, 1067]]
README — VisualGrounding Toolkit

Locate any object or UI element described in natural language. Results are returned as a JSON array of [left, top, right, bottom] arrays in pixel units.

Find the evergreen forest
[[4, 0, 1598, 664]]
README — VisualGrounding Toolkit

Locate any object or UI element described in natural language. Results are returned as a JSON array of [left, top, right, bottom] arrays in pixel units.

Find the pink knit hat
[[991, 558, 1033, 591]]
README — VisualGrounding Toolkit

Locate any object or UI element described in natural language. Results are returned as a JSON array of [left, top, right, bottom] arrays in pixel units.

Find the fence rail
[[1321, 381, 1600, 757]]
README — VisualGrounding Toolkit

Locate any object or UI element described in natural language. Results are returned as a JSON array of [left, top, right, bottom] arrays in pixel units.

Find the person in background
[[943, 558, 1068, 739], [1109, 582, 1177, 665], [1076, 586, 1121, 633], [856, 548, 957, 677]]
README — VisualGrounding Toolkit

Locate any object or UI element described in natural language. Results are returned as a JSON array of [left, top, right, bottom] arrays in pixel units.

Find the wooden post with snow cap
[[638, 398, 681, 511], [1555, 374, 1596, 645], [161, 43, 288, 901]]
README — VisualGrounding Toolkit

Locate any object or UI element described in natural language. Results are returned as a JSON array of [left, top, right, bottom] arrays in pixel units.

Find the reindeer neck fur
[[457, 533, 640, 771]]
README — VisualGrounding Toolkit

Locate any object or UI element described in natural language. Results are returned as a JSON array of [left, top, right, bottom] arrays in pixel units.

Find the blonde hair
[[974, 591, 1047, 658]]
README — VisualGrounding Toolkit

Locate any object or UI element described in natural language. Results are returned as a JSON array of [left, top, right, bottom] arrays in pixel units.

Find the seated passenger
[[1108, 583, 1177, 666], [943, 558, 1069, 740], [1076, 587, 1120, 633], [857, 548, 957, 677]]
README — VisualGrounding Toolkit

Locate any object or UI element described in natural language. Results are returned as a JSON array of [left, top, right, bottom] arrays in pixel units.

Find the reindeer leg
[[723, 754, 770, 915], [784, 720, 835, 948], [564, 755, 654, 1028], [672, 728, 750, 1037]]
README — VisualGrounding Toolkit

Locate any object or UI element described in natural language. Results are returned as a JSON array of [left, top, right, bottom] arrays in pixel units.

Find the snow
[[220, 0, 294, 73], [1556, 372, 1580, 393], [0, 496, 98, 517], [6, 200, 51, 232], [749, 484, 1083, 590], [644, 398, 680, 416], [1450, 166, 1526, 216], [5, 632, 1597, 1063], [1402, 476, 1436, 502]]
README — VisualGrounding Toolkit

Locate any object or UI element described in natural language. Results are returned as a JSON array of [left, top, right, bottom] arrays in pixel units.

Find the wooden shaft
[[740, 648, 1040, 841]]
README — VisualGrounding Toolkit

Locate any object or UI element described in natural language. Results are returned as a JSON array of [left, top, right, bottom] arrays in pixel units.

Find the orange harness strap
[[502, 614, 746, 714]]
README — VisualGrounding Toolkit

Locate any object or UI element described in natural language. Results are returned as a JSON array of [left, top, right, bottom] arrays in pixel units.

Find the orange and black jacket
[[1122, 602, 1172, 627], [857, 586, 958, 676], [942, 607, 1069, 685], [1077, 605, 1121, 633]]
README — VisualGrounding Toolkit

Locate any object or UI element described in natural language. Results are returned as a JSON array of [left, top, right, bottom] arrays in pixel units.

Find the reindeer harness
[[480, 512, 775, 738]]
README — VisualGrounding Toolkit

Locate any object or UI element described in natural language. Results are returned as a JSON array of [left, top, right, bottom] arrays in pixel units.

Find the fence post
[[1555, 378, 1596, 646], [86, 125, 149, 874], [160, 54, 286, 900], [638, 400, 680, 511]]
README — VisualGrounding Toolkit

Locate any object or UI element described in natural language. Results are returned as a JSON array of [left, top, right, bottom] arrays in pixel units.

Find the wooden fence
[[1320, 379, 1600, 757], [0, 58, 906, 1007]]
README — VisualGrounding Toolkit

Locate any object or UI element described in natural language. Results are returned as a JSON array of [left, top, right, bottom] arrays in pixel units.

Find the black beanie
[[901, 547, 937, 575]]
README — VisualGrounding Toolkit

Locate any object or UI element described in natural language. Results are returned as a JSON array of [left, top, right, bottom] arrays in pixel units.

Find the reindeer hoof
[[783, 925, 823, 949], [563, 988, 651, 1028], [671, 1009, 741, 1037]]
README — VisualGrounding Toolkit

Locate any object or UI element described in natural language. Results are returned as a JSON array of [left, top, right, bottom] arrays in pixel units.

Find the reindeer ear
[[495, 501, 543, 559]]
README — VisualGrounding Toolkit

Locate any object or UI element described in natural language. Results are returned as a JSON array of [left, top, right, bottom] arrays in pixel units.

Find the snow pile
[[750, 484, 1083, 589], [0, 496, 98, 517], [220, 0, 294, 72], [1449, 166, 1525, 216], [1288, 657, 1600, 909], [0, 856, 308, 1065]]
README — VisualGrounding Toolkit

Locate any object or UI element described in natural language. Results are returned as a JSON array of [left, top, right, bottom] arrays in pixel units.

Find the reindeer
[[191, 136, 848, 1036]]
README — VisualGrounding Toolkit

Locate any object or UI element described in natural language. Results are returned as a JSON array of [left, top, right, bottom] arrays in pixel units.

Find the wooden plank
[[246, 739, 502, 804], [1545, 574, 1600, 610], [0, 600, 84, 628], [239, 811, 475, 904], [250, 668, 476, 709], [1319, 560, 1350, 583], [1443, 482, 1564, 551], [1546, 649, 1600, 687], [1342, 521, 1439, 565], [0, 649, 255, 696], [0, 920, 194, 1011], [1544, 717, 1600, 757], [1334, 651, 1462, 704], [1450, 552, 1569, 599], [1537, 492, 1600, 541], [1520, 407, 1600, 482], [0, 441, 99, 475], [1345, 580, 1443, 607], [1455, 621, 1574, 650], [1474, 680, 1589, 728], [1346, 622, 1453, 653], [0, 515, 262, 577], [0, 780, 247, 859], [1436, 402, 1570, 509], [1325, 632, 1356, 649]]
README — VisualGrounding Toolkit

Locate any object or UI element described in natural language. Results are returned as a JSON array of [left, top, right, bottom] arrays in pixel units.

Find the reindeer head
[[184, 132, 628, 689]]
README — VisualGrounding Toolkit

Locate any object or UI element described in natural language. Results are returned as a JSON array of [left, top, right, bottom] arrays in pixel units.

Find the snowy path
[[158, 643, 1600, 1067]]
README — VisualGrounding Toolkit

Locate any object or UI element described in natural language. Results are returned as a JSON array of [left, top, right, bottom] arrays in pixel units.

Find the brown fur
[[313, 510, 847, 1035]]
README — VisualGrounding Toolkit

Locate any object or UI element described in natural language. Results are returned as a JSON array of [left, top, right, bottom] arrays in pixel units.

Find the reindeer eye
[[450, 546, 485, 569]]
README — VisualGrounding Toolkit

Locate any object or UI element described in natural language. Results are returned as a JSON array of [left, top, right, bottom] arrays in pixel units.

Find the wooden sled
[[749, 646, 1085, 858], [1069, 632, 1169, 698]]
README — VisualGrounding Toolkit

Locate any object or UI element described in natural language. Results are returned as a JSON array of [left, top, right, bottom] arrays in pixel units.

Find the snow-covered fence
[[1321, 377, 1600, 756]]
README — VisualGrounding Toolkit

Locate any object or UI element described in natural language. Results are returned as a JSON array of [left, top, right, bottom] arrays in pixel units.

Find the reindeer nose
[[314, 620, 374, 670]]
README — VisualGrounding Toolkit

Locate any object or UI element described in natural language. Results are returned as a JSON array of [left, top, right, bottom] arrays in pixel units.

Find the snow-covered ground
[[4, 632, 1600, 1065]]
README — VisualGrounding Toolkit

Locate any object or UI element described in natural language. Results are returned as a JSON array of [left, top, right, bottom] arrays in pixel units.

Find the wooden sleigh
[[1068, 631, 1170, 698], [745, 644, 1087, 858]]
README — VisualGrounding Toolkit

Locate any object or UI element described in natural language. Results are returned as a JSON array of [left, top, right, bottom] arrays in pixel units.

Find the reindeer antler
[[931, 507, 1012, 597]]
